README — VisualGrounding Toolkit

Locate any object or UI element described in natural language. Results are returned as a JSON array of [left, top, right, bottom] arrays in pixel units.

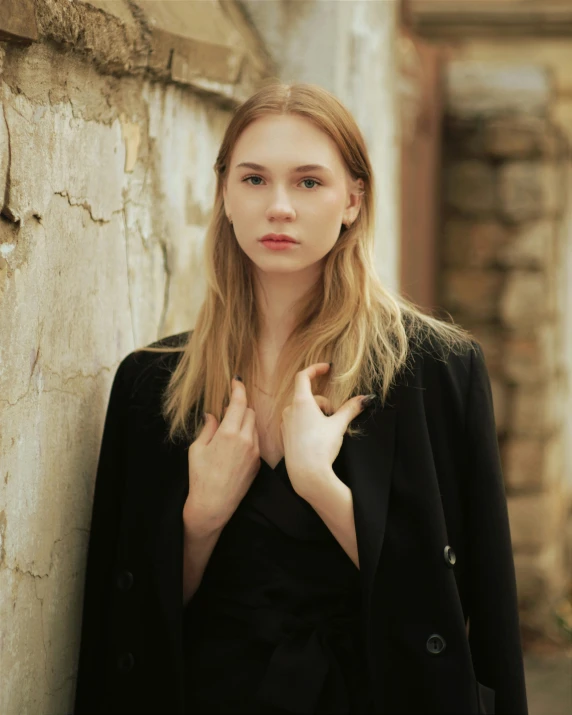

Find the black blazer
[[73, 329, 528, 715]]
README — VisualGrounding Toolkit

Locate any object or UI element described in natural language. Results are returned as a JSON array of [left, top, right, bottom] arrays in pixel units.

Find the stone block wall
[[440, 63, 572, 639]]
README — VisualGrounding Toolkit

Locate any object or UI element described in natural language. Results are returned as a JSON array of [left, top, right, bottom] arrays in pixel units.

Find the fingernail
[[360, 394, 377, 408], [233, 374, 243, 382]]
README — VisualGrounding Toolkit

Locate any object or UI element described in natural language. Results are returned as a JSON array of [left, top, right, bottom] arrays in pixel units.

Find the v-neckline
[[260, 455, 286, 472]]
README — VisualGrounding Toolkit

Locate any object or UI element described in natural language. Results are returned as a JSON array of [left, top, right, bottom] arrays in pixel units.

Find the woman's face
[[223, 114, 362, 275]]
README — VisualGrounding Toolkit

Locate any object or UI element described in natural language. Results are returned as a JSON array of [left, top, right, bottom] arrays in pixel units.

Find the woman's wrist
[[183, 501, 226, 539]]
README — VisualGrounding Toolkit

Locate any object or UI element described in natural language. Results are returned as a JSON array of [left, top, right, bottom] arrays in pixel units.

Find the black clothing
[[182, 453, 373, 714], [73, 329, 528, 715]]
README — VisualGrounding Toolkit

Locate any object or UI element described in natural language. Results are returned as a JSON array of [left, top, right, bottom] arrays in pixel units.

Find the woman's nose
[[266, 187, 296, 221]]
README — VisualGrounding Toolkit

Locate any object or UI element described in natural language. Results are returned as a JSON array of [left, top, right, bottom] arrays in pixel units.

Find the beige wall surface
[[0, 2, 401, 713]]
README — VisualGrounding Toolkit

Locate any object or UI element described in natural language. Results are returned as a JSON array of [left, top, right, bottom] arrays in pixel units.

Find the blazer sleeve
[[464, 342, 528, 715], [73, 357, 130, 714]]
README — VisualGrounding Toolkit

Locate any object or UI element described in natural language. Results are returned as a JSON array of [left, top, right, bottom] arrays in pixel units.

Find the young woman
[[73, 82, 528, 715]]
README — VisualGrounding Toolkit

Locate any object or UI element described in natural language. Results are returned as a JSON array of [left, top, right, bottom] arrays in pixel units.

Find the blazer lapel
[[342, 402, 397, 621]]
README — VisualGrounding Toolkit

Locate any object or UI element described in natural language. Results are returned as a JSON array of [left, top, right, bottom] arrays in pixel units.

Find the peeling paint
[[119, 112, 141, 173]]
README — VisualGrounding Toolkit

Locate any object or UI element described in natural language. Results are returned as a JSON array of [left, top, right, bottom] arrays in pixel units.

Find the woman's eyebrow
[[235, 161, 332, 175]]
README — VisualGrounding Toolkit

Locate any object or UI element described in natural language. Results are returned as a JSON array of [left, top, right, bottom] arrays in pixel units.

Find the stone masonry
[[440, 61, 572, 640]]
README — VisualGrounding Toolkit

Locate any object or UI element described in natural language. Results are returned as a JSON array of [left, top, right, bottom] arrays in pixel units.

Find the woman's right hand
[[183, 376, 260, 536]]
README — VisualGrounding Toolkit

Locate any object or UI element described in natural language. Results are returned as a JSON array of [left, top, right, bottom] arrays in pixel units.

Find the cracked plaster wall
[[0, 21, 240, 715]]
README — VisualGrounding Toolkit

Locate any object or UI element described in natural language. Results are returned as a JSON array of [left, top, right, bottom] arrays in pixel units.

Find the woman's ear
[[344, 178, 364, 225]]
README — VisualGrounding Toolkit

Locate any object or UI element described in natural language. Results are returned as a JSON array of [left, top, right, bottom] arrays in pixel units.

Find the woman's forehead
[[231, 116, 346, 174]]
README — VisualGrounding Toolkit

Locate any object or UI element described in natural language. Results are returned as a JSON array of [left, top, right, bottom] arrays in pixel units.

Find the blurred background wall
[[0, 1, 400, 713], [403, 2, 572, 709], [405, 0, 572, 647], [1, 1, 571, 714]]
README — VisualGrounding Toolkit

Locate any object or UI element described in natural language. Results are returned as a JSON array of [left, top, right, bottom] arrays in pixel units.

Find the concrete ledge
[[21, 0, 274, 105], [411, 0, 572, 37], [0, 0, 39, 44]]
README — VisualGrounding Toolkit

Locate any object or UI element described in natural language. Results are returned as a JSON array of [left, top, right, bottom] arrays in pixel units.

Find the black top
[[182, 444, 373, 715]]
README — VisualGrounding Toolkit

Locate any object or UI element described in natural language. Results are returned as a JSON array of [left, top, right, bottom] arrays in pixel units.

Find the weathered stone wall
[[0, 2, 401, 713], [440, 62, 572, 639], [0, 2, 272, 713]]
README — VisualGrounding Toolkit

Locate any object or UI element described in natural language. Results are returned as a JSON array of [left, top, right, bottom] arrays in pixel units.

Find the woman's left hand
[[280, 363, 367, 498]]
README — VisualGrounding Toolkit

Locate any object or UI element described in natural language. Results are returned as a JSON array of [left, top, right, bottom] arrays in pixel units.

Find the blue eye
[[241, 175, 321, 189], [244, 175, 264, 186]]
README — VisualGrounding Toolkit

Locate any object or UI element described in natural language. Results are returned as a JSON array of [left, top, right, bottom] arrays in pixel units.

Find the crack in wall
[[0, 319, 42, 408], [53, 190, 122, 224], [158, 239, 171, 336], [39, 386, 92, 399], [0, 363, 114, 408], [1, 100, 14, 222], [48, 528, 89, 576], [3, 563, 50, 580], [30, 345, 41, 377], [2, 528, 90, 584], [42, 365, 113, 386]]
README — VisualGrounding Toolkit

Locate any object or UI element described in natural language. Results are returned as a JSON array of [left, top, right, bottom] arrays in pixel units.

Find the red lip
[[260, 233, 299, 243]]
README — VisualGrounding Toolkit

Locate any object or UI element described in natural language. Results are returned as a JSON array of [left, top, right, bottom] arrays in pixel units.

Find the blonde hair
[[135, 81, 474, 444]]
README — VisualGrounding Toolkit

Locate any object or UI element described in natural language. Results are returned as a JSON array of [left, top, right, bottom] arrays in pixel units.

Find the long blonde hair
[[136, 81, 474, 444]]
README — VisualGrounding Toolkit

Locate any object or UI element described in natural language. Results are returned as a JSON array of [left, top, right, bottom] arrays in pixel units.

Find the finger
[[293, 363, 331, 400], [221, 376, 248, 429], [195, 412, 218, 444], [332, 394, 371, 430], [313, 394, 333, 416], [240, 407, 256, 436]]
